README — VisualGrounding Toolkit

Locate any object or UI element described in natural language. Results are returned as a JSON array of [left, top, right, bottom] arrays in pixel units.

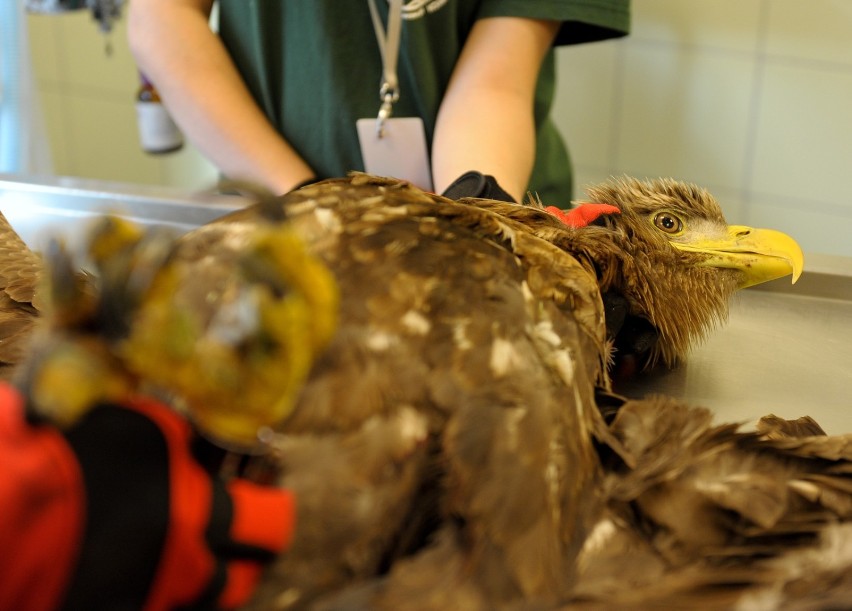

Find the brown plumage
[[0, 211, 100, 380], [474, 177, 795, 368], [568, 397, 852, 610], [0, 211, 43, 374], [227, 174, 801, 609], [235, 175, 611, 608], [0, 173, 811, 609]]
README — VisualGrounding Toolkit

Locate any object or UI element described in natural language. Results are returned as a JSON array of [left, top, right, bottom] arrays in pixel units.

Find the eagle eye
[[653, 212, 683, 234]]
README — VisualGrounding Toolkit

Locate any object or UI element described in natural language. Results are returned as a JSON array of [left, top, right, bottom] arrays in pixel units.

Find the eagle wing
[[0, 211, 43, 374], [571, 396, 852, 609], [240, 174, 614, 608]]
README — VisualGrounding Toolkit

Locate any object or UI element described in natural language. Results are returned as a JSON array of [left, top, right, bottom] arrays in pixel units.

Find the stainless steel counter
[[2, 174, 851, 433], [0, 173, 247, 251], [620, 255, 852, 433]]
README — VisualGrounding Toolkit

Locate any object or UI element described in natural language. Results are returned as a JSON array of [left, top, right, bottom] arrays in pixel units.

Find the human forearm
[[127, 0, 314, 193], [432, 83, 536, 203], [431, 17, 560, 203]]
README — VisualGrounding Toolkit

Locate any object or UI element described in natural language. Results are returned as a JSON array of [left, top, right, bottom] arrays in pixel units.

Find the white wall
[[554, 0, 852, 257]]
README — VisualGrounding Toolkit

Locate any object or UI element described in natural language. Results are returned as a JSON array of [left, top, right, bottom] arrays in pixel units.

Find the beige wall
[[26, 0, 852, 257], [26, 9, 217, 188], [555, 0, 852, 257]]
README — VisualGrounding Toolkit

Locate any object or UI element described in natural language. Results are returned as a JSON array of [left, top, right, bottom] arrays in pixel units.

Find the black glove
[[441, 170, 516, 203]]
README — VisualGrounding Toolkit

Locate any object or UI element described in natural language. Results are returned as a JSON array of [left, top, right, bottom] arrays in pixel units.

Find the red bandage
[[545, 202, 621, 227]]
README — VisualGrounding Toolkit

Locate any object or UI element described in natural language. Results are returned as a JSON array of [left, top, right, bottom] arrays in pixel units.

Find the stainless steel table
[[0, 174, 246, 251], [620, 254, 852, 433]]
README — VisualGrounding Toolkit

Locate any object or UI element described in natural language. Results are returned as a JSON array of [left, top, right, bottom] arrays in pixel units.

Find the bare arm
[[127, 0, 314, 193], [431, 17, 560, 203]]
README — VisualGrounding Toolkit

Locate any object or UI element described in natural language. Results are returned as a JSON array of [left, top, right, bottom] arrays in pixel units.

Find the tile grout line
[[627, 37, 852, 75], [739, 0, 772, 225], [52, 17, 78, 177], [605, 39, 628, 176]]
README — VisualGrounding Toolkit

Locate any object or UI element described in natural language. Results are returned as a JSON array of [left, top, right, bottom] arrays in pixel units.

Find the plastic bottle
[[135, 73, 184, 154]]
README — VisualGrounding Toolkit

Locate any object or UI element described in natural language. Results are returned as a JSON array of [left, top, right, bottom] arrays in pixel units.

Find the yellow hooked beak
[[672, 225, 804, 289]]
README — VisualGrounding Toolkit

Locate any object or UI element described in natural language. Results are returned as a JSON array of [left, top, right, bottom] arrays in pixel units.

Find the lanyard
[[367, 0, 403, 137]]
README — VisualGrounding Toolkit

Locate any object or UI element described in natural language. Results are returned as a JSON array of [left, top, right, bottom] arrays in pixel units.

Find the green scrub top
[[218, 0, 630, 204]]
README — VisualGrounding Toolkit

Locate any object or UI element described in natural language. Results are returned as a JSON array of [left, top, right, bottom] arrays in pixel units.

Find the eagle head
[[571, 176, 803, 368]]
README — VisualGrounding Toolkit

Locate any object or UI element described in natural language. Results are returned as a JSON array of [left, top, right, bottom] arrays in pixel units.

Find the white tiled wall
[[555, 0, 852, 258], [25, 1, 852, 257]]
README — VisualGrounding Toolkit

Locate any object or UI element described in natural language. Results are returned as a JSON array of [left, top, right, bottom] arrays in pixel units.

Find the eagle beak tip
[[787, 243, 805, 285], [791, 267, 803, 284]]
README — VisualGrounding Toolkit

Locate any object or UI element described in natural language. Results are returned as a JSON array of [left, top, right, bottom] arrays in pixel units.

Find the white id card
[[356, 117, 433, 191]]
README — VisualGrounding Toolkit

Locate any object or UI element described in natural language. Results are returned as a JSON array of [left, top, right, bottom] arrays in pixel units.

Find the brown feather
[[243, 175, 609, 609], [571, 397, 852, 609], [758, 413, 828, 439], [0, 211, 43, 375]]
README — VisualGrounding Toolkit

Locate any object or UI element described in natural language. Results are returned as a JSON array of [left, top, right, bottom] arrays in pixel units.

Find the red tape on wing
[[545, 203, 621, 227]]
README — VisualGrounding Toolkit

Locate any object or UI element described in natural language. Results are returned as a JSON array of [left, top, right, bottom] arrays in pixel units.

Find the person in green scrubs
[[129, 0, 629, 204]]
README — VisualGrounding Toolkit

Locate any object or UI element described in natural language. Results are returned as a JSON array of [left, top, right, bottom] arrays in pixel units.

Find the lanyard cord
[[367, 0, 403, 136]]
